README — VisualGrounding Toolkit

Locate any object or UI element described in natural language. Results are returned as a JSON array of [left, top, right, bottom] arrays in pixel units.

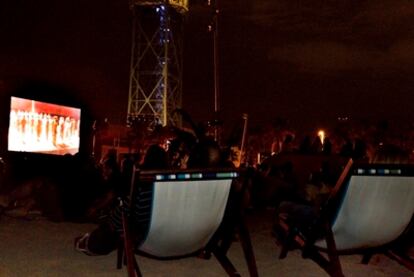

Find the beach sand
[[0, 209, 413, 277]]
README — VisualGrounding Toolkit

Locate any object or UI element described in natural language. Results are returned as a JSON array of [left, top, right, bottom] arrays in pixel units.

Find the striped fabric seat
[[275, 159, 414, 277], [315, 165, 414, 251], [116, 168, 258, 277]]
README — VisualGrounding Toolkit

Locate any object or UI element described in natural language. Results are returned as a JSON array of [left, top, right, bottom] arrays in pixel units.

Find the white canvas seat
[[274, 159, 414, 277], [117, 168, 258, 277], [138, 176, 233, 257], [315, 166, 414, 251]]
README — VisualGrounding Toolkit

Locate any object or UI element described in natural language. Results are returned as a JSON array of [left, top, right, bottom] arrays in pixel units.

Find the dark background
[[1, 0, 414, 143]]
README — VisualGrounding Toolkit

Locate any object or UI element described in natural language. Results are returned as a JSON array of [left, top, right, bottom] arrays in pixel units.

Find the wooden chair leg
[[238, 220, 259, 277], [122, 211, 142, 277], [212, 226, 241, 277], [219, 236, 233, 256], [386, 250, 414, 272], [213, 249, 241, 277], [212, 219, 258, 277], [117, 239, 124, 269], [324, 222, 344, 277]]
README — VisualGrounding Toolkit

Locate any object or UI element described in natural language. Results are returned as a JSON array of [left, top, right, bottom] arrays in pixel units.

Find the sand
[[0, 209, 413, 277]]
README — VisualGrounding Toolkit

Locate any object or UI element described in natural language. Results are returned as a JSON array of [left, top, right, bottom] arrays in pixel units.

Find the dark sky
[[217, 0, 414, 130], [1, 0, 414, 132]]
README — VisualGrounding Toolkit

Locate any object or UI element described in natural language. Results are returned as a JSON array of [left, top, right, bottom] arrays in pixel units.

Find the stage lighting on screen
[[8, 96, 81, 156]]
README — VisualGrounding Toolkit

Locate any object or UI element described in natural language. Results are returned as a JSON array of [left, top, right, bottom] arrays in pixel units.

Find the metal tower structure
[[127, 0, 188, 127]]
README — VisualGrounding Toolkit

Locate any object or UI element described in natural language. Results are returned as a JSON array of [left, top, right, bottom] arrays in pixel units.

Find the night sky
[[1, 0, 414, 133]]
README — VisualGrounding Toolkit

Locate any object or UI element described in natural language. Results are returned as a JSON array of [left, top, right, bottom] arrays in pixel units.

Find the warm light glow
[[8, 97, 81, 155], [318, 130, 325, 145]]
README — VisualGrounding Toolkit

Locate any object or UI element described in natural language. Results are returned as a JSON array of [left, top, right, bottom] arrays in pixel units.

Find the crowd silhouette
[[0, 114, 413, 261]]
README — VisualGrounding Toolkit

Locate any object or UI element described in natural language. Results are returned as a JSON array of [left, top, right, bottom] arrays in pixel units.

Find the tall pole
[[240, 113, 248, 167], [209, 0, 220, 142], [213, 6, 219, 118]]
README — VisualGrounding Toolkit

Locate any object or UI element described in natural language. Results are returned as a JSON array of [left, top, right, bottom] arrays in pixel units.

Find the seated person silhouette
[[74, 144, 169, 255]]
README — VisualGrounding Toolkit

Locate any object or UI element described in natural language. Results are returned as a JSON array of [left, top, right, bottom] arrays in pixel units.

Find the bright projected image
[[8, 96, 81, 155]]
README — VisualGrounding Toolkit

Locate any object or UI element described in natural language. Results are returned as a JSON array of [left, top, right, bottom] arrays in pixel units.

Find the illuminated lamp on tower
[[127, 0, 188, 128]]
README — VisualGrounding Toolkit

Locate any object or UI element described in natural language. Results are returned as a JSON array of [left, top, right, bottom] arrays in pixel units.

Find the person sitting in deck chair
[[74, 144, 169, 255]]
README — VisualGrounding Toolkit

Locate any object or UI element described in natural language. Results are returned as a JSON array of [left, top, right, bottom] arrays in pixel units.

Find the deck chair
[[117, 167, 258, 277], [274, 159, 414, 276]]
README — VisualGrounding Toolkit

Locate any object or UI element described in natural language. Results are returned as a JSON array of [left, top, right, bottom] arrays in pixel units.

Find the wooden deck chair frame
[[116, 167, 258, 277], [274, 159, 414, 277]]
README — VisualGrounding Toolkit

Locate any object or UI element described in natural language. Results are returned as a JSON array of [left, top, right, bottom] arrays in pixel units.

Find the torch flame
[[318, 130, 325, 145]]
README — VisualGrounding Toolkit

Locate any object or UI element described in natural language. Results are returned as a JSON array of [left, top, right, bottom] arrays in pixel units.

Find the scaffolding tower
[[127, 0, 188, 128]]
